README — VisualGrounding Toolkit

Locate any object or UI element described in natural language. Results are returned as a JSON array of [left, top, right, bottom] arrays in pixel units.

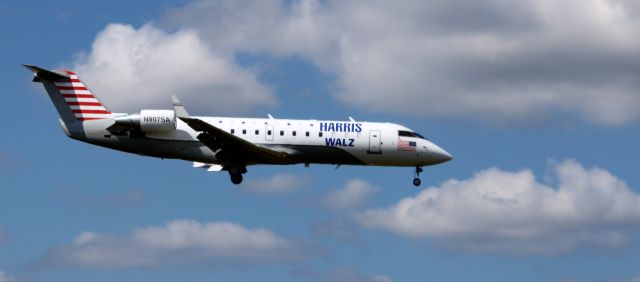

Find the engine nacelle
[[139, 110, 176, 133]]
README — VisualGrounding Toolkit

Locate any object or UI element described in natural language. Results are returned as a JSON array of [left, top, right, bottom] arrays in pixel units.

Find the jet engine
[[112, 110, 177, 133], [139, 110, 176, 133]]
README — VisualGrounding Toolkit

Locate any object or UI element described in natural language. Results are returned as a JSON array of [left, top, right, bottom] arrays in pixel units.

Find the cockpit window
[[398, 130, 414, 137], [398, 130, 427, 140], [413, 132, 426, 139]]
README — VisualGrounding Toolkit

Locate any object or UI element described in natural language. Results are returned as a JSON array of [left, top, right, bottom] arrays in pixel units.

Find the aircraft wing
[[172, 96, 289, 165]]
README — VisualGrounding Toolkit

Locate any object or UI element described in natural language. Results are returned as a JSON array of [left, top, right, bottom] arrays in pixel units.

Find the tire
[[230, 173, 243, 185], [413, 178, 421, 187]]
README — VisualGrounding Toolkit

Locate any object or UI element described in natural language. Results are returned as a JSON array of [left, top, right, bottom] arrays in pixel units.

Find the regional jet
[[24, 65, 452, 186]]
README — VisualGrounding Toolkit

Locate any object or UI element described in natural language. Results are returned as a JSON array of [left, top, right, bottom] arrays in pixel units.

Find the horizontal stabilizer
[[23, 65, 70, 82]]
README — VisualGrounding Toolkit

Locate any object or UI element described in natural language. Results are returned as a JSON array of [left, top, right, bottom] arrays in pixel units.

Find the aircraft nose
[[428, 142, 452, 164]]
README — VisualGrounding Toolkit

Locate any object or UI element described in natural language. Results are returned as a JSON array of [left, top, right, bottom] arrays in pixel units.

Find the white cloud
[[0, 271, 13, 282], [72, 23, 275, 114], [163, 0, 337, 63], [74, 232, 97, 246], [242, 173, 309, 195], [355, 160, 640, 255], [625, 276, 640, 282], [295, 267, 393, 282], [164, 0, 640, 125], [40, 220, 297, 268], [328, 0, 640, 125], [325, 179, 377, 211]]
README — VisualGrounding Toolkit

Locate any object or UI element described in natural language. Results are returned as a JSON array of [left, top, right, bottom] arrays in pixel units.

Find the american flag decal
[[397, 139, 417, 152], [55, 70, 112, 121]]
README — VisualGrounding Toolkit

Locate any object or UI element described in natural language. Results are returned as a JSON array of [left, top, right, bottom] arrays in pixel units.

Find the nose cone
[[428, 142, 452, 164]]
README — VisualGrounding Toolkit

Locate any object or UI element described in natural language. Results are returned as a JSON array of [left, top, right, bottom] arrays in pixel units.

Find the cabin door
[[368, 130, 381, 154]]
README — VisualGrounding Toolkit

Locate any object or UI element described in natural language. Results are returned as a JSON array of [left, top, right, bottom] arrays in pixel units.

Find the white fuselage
[[121, 116, 452, 167]]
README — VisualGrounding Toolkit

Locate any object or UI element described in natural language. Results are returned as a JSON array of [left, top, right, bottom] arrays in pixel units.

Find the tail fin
[[24, 65, 113, 124]]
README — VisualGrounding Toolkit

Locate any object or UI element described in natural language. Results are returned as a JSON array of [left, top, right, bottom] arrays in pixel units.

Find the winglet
[[172, 95, 191, 119]]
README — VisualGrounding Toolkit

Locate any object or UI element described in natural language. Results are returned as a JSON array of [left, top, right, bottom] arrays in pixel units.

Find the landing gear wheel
[[413, 166, 423, 187], [227, 164, 247, 185], [230, 173, 243, 185]]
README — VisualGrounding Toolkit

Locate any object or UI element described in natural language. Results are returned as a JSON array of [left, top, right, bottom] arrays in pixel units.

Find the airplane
[[24, 65, 452, 186]]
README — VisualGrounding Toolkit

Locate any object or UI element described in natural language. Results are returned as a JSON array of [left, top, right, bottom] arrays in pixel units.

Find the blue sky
[[2, 0, 640, 281]]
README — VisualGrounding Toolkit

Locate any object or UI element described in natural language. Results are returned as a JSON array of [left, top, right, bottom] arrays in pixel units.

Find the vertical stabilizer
[[24, 65, 113, 125]]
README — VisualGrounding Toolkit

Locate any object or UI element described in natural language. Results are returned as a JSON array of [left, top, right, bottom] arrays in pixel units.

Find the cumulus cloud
[[39, 220, 298, 268], [0, 271, 13, 282], [242, 173, 309, 195], [72, 23, 275, 114], [164, 0, 640, 125], [355, 160, 640, 255], [325, 179, 377, 211], [294, 267, 393, 282]]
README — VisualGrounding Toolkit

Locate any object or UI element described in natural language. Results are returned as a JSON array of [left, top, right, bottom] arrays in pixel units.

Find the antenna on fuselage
[[267, 114, 274, 119], [349, 116, 356, 122]]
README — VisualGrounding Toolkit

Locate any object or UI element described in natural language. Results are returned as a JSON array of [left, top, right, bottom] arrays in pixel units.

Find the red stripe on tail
[[62, 94, 95, 99], [57, 86, 88, 91], [67, 102, 103, 106], [72, 110, 112, 114]]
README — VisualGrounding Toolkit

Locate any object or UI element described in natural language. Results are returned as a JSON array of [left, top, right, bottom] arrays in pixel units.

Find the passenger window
[[242, 129, 246, 135], [305, 131, 309, 137], [255, 129, 259, 135], [319, 132, 323, 137], [231, 129, 235, 134], [293, 131, 297, 136]]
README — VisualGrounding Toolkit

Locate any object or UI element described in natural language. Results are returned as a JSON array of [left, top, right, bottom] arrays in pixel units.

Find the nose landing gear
[[413, 166, 423, 187]]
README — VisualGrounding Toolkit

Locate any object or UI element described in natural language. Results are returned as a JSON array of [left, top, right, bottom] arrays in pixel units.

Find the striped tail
[[25, 65, 114, 124], [55, 71, 112, 121]]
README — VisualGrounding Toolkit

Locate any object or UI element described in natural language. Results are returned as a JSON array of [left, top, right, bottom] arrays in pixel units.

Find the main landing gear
[[413, 166, 423, 187], [228, 165, 247, 185]]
